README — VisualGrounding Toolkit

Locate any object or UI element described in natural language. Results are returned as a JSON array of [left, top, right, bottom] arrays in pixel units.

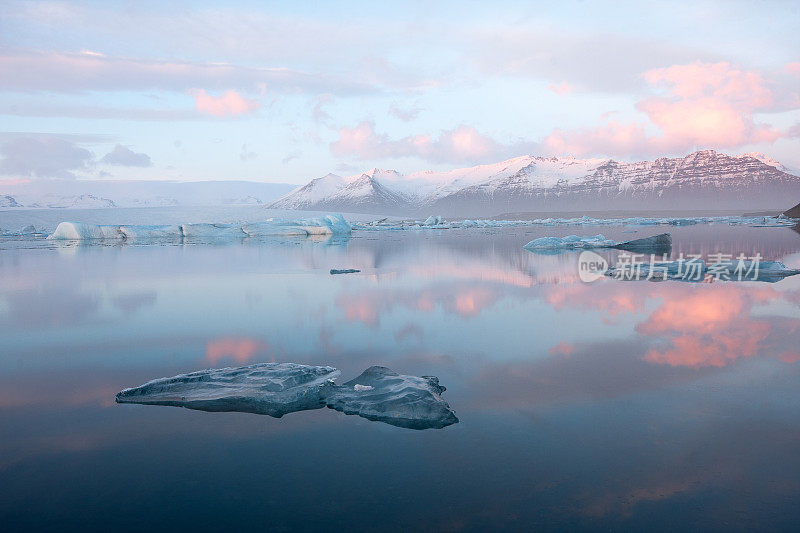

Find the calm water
[[2, 221, 800, 531]]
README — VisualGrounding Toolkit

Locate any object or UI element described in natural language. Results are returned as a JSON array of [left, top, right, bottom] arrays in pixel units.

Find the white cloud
[[101, 144, 153, 167]]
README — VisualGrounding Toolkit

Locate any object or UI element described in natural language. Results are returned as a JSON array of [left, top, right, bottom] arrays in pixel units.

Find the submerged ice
[[116, 363, 458, 430]]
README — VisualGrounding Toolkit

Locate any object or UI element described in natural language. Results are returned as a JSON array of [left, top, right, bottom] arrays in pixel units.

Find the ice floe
[[524, 234, 616, 250], [524, 233, 672, 254], [116, 363, 458, 430], [116, 363, 340, 417], [325, 366, 458, 430], [119, 225, 183, 240]]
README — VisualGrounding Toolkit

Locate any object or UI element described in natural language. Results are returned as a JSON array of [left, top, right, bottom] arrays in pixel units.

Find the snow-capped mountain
[[270, 150, 800, 216], [0, 181, 296, 209], [39, 194, 118, 209], [0, 195, 20, 208]]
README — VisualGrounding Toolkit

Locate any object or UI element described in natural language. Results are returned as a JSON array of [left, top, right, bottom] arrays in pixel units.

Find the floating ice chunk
[[306, 213, 352, 234], [612, 233, 672, 254], [748, 217, 797, 227], [180, 223, 246, 239], [241, 221, 309, 237], [1, 224, 39, 236], [524, 234, 616, 250], [423, 215, 443, 226], [119, 225, 183, 240], [524, 232, 672, 254], [116, 363, 458, 430], [47, 222, 123, 240], [325, 366, 458, 430], [116, 363, 340, 417]]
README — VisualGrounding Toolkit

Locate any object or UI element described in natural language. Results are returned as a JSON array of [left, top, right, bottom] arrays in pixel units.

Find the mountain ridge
[[270, 150, 800, 216]]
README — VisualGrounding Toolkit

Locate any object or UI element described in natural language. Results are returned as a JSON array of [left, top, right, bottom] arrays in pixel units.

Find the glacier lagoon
[[2, 207, 800, 530]]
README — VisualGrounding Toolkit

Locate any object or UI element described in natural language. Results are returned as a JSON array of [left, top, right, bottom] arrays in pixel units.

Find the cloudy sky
[[1, 0, 798, 184]]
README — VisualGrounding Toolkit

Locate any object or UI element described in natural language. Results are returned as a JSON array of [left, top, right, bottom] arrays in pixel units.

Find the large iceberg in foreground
[[116, 363, 458, 430], [325, 367, 458, 430], [47, 214, 352, 241], [524, 233, 672, 254], [115, 363, 340, 417]]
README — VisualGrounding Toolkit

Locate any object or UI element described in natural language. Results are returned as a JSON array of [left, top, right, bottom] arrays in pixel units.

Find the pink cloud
[[783, 62, 800, 76], [548, 81, 573, 95], [0, 49, 371, 95], [331, 121, 532, 164], [543, 61, 798, 158], [637, 285, 779, 368], [540, 281, 800, 369], [549, 342, 575, 356], [205, 337, 268, 365], [781, 352, 800, 364], [192, 89, 260, 117]]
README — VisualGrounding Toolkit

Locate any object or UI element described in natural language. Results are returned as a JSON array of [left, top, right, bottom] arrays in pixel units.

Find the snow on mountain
[[0, 195, 20, 208], [0, 180, 297, 209], [743, 152, 792, 173], [270, 150, 800, 216], [41, 194, 117, 209]]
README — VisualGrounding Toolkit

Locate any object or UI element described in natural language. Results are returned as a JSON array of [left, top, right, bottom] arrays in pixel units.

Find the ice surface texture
[[46, 214, 351, 241], [524, 233, 672, 254], [524, 234, 616, 250], [116, 363, 458, 430], [115, 363, 340, 417], [326, 366, 459, 430]]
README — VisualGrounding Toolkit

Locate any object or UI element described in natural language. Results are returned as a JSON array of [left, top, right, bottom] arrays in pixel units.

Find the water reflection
[[2, 224, 800, 529]]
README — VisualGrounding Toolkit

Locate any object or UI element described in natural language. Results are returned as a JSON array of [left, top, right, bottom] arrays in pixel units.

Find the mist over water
[[2, 218, 800, 530]]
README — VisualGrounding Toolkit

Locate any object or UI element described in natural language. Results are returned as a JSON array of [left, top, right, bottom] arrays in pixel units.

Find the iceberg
[[116, 363, 340, 417], [325, 366, 458, 430], [45, 214, 352, 241], [180, 223, 247, 239], [524, 233, 671, 254], [612, 233, 672, 253], [47, 222, 123, 240], [524, 234, 616, 250], [119, 225, 183, 240], [116, 363, 458, 430], [241, 222, 309, 237]]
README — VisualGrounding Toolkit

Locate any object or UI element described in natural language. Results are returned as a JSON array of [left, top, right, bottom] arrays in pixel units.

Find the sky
[[0, 0, 798, 185]]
